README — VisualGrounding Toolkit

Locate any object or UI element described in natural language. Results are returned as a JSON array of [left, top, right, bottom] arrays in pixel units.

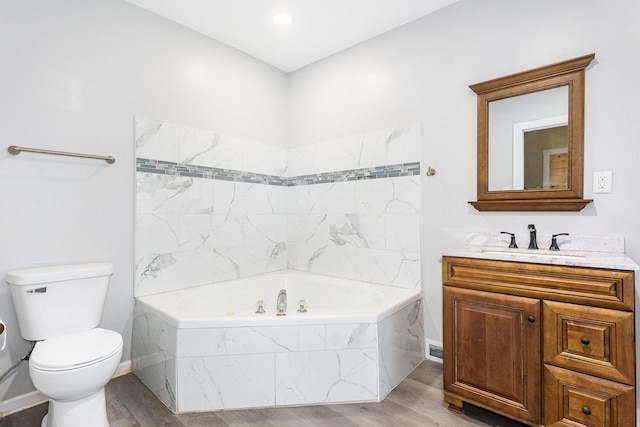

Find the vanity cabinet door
[[443, 286, 541, 425]]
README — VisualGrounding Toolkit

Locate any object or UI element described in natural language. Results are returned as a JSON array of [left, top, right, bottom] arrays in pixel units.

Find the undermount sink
[[481, 248, 587, 259]]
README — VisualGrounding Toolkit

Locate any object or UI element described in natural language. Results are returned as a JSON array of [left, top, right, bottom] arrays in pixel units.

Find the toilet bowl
[[29, 328, 123, 427], [5, 262, 122, 427]]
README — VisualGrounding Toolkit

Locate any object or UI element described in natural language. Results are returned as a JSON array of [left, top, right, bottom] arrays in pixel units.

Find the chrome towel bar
[[7, 145, 115, 164]]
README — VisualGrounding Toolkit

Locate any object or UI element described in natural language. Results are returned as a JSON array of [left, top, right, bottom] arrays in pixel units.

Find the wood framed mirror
[[469, 54, 595, 211]]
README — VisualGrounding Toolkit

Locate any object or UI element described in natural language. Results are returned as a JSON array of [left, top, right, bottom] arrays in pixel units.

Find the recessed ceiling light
[[272, 12, 292, 26]]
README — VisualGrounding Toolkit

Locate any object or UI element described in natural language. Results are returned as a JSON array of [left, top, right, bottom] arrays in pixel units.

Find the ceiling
[[124, 0, 459, 72]]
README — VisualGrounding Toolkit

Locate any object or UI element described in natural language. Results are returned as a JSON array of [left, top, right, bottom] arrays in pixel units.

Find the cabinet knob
[[527, 315, 536, 323], [582, 406, 591, 415], [581, 337, 590, 345]]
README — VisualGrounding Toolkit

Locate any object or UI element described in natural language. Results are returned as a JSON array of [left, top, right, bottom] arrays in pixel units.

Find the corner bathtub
[[132, 271, 424, 413]]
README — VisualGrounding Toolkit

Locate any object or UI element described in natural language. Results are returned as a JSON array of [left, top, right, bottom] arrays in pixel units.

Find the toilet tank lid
[[5, 262, 113, 286]]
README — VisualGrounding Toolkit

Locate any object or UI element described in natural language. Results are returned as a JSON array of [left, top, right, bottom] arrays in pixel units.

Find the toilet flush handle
[[27, 287, 47, 294]]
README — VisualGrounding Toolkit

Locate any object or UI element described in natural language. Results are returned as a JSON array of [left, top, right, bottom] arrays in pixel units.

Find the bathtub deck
[[4, 360, 527, 427]]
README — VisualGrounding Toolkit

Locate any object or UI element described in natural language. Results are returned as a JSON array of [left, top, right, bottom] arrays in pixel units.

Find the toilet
[[5, 262, 123, 427]]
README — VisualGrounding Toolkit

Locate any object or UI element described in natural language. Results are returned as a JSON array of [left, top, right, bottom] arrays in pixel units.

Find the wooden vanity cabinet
[[442, 256, 636, 427]]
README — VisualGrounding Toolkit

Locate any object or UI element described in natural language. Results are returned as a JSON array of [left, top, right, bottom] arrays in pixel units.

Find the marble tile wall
[[132, 299, 424, 412], [377, 300, 425, 398], [131, 306, 178, 410], [135, 116, 289, 297], [286, 174, 422, 288], [135, 117, 422, 296], [286, 123, 422, 288]]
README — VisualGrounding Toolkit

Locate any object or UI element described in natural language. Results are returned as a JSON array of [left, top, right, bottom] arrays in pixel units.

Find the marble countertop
[[443, 246, 639, 271], [443, 233, 639, 271]]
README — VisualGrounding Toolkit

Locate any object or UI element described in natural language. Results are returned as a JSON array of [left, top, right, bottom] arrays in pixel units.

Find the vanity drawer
[[543, 301, 635, 384], [544, 365, 635, 427], [442, 257, 634, 311]]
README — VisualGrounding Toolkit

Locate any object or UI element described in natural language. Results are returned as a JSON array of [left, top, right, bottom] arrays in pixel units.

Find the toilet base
[[41, 387, 109, 427]]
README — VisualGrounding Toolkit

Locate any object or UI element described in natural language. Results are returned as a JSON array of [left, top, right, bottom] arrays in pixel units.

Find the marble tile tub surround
[[444, 232, 640, 271], [135, 117, 422, 297], [132, 299, 424, 412]]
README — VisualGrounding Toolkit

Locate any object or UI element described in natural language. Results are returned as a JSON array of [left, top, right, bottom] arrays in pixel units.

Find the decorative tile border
[[288, 163, 420, 186], [136, 158, 284, 185], [136, 158, 420, 187]]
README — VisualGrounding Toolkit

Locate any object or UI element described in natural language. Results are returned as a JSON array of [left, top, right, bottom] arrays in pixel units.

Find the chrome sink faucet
[[528, 224, 538, 249], [276, 289, 287, 316]]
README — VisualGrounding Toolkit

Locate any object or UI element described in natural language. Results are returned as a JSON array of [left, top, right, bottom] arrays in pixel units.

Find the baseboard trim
[[0, 390, 46, 417], [115, 360, 132, 377], [0, 359, 132, 417]]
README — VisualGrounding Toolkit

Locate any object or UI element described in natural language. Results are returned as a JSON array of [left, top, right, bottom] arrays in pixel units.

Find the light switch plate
[[593, 171, 612, 193]]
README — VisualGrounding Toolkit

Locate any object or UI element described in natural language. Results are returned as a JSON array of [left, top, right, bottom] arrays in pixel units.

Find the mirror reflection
[[488, 86, 568, 191]]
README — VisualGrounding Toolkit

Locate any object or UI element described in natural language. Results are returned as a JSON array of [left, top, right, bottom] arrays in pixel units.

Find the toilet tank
[[5, 262, 113, 341]]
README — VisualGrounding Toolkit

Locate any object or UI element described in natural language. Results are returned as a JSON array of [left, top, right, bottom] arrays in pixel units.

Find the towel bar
[[7, 145, 115, 164]]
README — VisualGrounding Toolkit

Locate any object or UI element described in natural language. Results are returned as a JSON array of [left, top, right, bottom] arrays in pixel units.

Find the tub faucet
[[276, 289, 287, 316], [528, 224, 538, 250]]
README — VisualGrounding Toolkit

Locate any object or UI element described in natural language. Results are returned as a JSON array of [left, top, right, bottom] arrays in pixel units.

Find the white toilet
[[6, 262, 123, 427]]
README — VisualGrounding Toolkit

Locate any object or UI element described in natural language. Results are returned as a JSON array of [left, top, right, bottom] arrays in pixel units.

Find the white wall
[[289, 0, 640, 362], [0, 0, 288, 401]]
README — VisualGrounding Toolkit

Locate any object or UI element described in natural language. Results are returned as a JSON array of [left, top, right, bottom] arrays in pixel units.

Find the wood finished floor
[[0, 360, 527, 427]]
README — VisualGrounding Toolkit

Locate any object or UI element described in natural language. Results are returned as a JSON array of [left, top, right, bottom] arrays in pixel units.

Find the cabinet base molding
[[443, 392, 542, 427], [443, 394, 464, 414]]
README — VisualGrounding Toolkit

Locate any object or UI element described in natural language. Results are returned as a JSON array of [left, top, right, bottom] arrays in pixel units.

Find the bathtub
[[132, 271, 424, 412]]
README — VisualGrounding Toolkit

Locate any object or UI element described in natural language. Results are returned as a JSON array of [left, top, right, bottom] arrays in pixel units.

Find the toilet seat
[[30, 328, 122, 372]]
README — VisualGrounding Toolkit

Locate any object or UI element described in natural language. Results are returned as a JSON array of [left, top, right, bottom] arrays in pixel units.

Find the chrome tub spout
[[276, 289, 287, 316]]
